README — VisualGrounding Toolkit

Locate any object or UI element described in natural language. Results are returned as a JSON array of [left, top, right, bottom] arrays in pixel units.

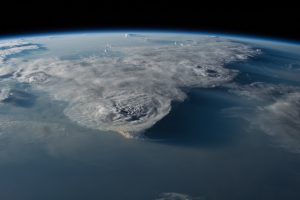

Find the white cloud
[[0, 65, 14, 77], [0, 87, 10, 101], [0, 40, 29, 48], [7, 37, 258, 138], [255, 92, 300, 153], [0, 40, 40, 64]]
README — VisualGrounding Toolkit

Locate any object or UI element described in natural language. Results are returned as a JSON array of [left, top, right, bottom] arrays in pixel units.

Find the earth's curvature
[[0, 32, 300, 200]]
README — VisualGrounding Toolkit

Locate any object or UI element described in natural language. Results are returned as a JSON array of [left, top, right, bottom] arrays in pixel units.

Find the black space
[[0, 3, 299, 42]]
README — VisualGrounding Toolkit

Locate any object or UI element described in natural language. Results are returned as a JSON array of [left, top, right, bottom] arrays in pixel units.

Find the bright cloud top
[[4, 37, 259, 138]]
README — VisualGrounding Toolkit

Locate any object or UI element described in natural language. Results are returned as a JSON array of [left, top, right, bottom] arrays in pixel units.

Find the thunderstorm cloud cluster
[[0, 37, 259, 138]]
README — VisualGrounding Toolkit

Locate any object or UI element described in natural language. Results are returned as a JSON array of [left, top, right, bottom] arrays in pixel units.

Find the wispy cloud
[[225, 82, 300, 153]]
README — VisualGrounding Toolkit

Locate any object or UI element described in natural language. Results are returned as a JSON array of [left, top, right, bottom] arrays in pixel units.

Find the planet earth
[[0, 32, 300, 200]]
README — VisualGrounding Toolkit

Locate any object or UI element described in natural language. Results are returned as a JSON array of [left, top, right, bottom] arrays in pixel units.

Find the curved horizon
[[0, 29, 300, 46]]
